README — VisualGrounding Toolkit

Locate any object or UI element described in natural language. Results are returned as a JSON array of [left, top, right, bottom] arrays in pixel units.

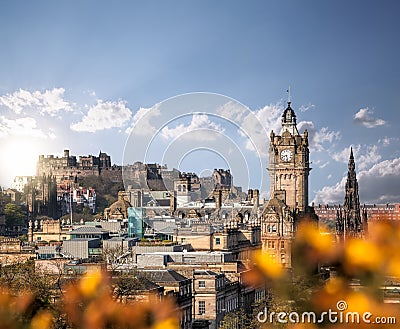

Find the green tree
[[5, 203, 26, 228]]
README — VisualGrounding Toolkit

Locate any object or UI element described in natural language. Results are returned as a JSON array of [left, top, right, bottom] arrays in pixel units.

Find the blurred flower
[[30, 311, 53, 329], [344, 239, 382, 272], [79, 270, 103, 297], [253, 250, 284, 279]]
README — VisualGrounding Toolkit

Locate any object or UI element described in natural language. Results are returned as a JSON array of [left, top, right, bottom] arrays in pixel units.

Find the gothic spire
[[336, 147, 364, 239], [348, 147, 355, 171]]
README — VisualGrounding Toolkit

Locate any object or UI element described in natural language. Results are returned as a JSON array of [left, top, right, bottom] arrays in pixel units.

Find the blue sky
[[0, 1, 399, 204]]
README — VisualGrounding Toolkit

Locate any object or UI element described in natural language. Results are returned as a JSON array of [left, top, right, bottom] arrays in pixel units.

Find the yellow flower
[[346, 292, 372, 314], [30, 311, 53, 329], [344, 239, 381, 271], [254, 250, 283, 279], [298, 222, 334, 253], [387, 256, 400, 277], [325, 277, 345, 295], [152, 317, 179, 329], [79, 270, 103, 297]]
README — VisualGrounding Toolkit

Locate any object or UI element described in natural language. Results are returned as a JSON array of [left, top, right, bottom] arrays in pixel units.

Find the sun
[[0, 138, 41, 188]]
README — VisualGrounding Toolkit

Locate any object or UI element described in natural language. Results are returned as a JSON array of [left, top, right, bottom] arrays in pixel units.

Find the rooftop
[[141, 269, 189, 283], [67, 226, 109, 235]]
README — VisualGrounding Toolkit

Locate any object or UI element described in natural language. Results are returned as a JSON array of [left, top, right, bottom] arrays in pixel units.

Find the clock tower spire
[[269, 102, 310, 213], [262, 100, 317, 268]]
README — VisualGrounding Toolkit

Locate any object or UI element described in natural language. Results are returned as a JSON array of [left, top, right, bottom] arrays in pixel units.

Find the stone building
[[0, 237, 22, 253], [315, 203, 400, 223], [12, 176, 33, 193], [104, 191, 132, 220], [261, 102, 318, 268], [192, 270, 239, 329], [213, 169, 232, 187], [141, 269, 193, 329], [28, 218, 70, 242], [36, 149, 120, 184], [25, 175, 58, 219]]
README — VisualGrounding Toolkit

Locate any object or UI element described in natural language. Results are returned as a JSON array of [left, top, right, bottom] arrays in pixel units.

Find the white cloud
[[353, 108, 386, 128], [160, 114, 225, 141], [332, 145, 358, 163], [125, 105, 161, 136], [299, 103, 315, 112], [378, 136, 399, 147], [298, 121, 341, 152], [332, 144, 381, 170], [0, 116, 50, 138], [241, 103, 282, 157], [319, 161, 329, 169], [358, 158, 400, 203], [216, 100, 340, 158], [71, 99, 132, 132], [313, 157, 400, 204], [312, 176, 346, 205], [358, 145, 381, 170], [0, 88, 72, 116]]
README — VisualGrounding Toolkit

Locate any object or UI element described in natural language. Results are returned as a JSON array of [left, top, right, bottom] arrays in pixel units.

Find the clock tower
[[269, 102, 310, 213], [261, 101, 315, 268]]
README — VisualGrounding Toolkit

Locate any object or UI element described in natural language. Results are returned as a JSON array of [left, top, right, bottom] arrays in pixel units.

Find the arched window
[[272, 225, 277, 233]]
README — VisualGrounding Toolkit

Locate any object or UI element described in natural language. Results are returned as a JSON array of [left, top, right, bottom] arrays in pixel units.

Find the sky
[[0, 1, 399, 205]]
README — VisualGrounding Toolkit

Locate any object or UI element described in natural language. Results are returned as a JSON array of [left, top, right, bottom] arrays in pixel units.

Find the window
[[267, 241, 275, 249], [281, 253, 286, 264], [199, 281, 205, 288], [267, 225, 271, 233], [280, 241, 285, 249], [199, 301, 206, 315], [272, 225, 277, 233], [181, 238, 186, 244], [215, 237, 221, 245], [37, 237, 41, 241]]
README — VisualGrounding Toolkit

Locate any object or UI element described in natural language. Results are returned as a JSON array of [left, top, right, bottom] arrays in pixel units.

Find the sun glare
[[0, 139, 40, 187]]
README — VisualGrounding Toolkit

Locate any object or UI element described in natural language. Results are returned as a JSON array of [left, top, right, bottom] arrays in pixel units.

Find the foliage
[[249, 219, 400, 328], [112, 272, 147, 303], [219, 309, 251, 328], [5, 203, 27, 227], [0, 267, 178, 329], [78, 175, 124, 215]]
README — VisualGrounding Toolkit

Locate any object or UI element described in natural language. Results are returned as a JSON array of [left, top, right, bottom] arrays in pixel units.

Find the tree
[[102, 245, 125, 274], [112, 272, 146, 303], [5, 203, 26, 228], [219, 309, 250, 329]]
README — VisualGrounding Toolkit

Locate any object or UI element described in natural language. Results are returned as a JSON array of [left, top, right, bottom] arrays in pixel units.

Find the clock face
[[280, 149, 293, 162]]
